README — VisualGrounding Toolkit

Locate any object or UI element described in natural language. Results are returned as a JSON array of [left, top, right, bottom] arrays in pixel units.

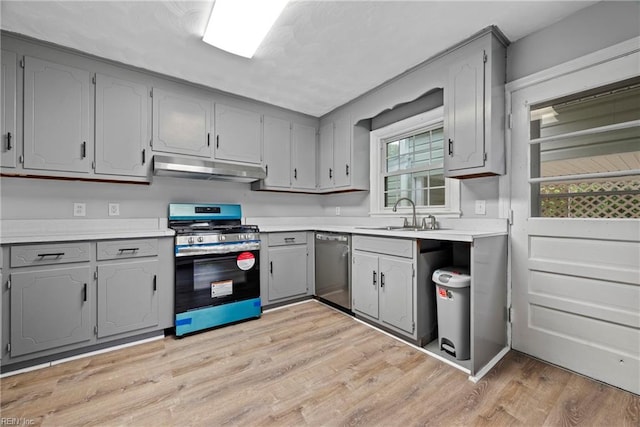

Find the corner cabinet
[[1, 237, 174, 370], [261, 232, 314, 307], [253, 116, 317, 192], [317, 113, 369, 193], [214, 103, 262, 165], [444, 32, 507, 178], [1, 50, 17, 169], [152, 88, 212, 158]]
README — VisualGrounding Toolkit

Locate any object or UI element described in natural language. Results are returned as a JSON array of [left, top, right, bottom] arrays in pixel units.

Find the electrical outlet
[[335, 206, 341, 216], [108, 203, 120, 216], [73, 203, 86, 217], [475, 200, 486, 215]]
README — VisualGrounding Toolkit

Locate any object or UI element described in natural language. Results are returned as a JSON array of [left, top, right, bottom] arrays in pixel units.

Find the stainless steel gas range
[[169, 203, 261, 336]]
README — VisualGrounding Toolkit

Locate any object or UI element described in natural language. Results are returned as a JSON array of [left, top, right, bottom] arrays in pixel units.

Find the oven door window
[[175, 250, 260, 313]]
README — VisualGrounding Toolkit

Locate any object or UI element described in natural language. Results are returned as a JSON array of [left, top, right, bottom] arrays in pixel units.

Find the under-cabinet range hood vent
[[153, 155, 266, 183]]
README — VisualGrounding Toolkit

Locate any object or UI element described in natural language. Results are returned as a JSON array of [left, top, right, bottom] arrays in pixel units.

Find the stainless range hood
[[153, 155, 266, 183]]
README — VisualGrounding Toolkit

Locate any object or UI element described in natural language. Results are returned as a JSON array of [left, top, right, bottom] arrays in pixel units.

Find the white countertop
[[248, 217, 508, 242], [0, 218, 175, 244]]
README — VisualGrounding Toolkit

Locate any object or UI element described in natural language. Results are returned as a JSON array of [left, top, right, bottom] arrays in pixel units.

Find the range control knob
[[197, 236, 204, 242], [188, 237, 194, 244]]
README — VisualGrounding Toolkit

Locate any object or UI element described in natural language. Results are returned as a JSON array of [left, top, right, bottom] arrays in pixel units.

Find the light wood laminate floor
[[1, 301, 638, 426]]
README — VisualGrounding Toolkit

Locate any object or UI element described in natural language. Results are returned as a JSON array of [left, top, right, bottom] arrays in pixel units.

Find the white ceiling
[[1, 1, 597, 117]]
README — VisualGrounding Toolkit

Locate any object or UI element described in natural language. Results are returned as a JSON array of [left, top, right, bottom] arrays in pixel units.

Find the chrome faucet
[[392, 197, 417, 228], [422, 214, 437, 230]]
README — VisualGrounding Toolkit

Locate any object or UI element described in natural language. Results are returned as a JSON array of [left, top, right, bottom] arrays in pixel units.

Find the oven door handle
[[175, 241, 260, 257]]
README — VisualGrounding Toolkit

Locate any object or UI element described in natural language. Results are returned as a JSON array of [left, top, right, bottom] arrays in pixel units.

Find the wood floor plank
[[1, 301, 638, 427]]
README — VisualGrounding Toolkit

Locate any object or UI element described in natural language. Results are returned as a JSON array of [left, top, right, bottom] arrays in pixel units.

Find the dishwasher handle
[[315, 233, 349, 242]]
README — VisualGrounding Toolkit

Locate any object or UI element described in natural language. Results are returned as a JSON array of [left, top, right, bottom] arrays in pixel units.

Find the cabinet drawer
[[353, 235, 414, 259], [11, 242, 91, 267], [97, 239, 158, 260], [268, 232, 307, 246]]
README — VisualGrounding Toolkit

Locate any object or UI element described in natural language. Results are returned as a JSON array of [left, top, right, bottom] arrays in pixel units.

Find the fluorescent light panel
[[203, 0, 289, 58]]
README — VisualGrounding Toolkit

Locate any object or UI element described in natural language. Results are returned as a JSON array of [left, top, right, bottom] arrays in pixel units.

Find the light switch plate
[[335, 206, 341, 216], [475, 200, 486, 215], [108, 203, 120, 216], [73, 203, 86, 217]]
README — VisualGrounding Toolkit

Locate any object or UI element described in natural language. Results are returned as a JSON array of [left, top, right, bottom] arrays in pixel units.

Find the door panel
[[268, 246, 307, 301], [215, 103, 262, 164], [11, 266, 92, 356], [318, 122, 334, 189], [95, 74, 148, 177], [333, 116, 351, 187], [1, 50, 17, 168], [510, 51, 640, 394], [263, 115, 291, 188], [352, 252, 379, 319], [292, 123, 317, 190], [97, 260, 159, 338], [379, 256, 414, 334], [23, 56, 91, 173]]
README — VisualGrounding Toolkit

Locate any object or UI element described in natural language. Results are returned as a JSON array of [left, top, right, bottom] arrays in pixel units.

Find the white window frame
[[369, 106, 460, 217]]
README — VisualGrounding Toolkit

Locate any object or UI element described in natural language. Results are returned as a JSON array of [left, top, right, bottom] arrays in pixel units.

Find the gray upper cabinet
[[291, 123, 317, 190], [444, 33, 506, 178], [262, 115, 291, 188], [318, 121, 334, 189], [318, 114, 369, 193], [1, 50, 17, 168], [23, 56, 92, 173], [257, 117, 317, 192], [95, 73, 149, 177], [97, 260, 159, 338], [10, 266, 93, 357], [214, 103, 262, 164], [152, 88, 211, 158]]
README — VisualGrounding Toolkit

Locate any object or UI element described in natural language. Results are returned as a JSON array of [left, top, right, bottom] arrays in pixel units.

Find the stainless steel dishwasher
[[315, 232, 351, 312]]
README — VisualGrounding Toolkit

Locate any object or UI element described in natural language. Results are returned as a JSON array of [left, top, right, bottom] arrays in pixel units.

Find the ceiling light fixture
[[202, 0, 289, 59]]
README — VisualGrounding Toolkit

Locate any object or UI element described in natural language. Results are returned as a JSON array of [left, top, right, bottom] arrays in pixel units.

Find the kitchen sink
[[356, 226, 446, 232]]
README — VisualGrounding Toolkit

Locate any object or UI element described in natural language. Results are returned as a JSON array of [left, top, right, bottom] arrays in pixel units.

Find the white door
[[509, 47, 640, 394]]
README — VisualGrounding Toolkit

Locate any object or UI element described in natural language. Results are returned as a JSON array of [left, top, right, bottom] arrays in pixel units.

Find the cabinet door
[[318, 122, 334, 189], [292, 123, 317, 190], [352, 252, 379, 319], [263, 115, 291, 188], [152, 88, 211, 158], [333, 116, 352, 188], [97, 260, 159, 338], [95, 74, 149, 177], [445, 52, 485, 172], [215, 103, 262, 164], [1, 50, 17, 168], [379, 256, 414, 334], [23, 56, 92, 173], [10, 266, 92, 357], [268, 245, 307, 301]]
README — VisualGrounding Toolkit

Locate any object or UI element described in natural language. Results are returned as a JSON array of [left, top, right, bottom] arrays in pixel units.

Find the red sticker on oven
[[237, 252, 255, 270]]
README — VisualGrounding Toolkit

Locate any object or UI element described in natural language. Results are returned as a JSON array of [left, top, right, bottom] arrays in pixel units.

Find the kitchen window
[[529, 76, 640, 218], [369, 106, 460, 216]]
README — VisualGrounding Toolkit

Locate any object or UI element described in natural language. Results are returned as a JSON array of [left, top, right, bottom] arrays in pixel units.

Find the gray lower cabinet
[[262, 232, 312, 306], [1, 237, 174, 370], [352, 248, 415, 336], [97, 260, 158, 338], [10, 266, 93, 357]]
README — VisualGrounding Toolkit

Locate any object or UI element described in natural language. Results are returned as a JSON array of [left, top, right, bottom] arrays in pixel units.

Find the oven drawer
[[97, 238, 158, 260], [11, 242, 91, 267], [268, 232, 307, 246]]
